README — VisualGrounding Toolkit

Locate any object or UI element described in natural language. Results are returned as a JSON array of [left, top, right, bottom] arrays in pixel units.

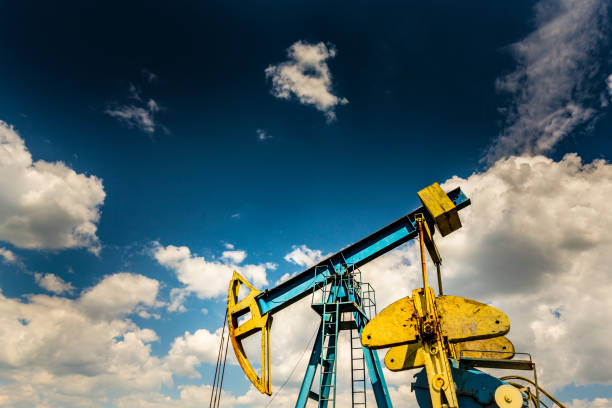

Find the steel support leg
[[355, 312, 394, 408], [296, 321, 324, 408]]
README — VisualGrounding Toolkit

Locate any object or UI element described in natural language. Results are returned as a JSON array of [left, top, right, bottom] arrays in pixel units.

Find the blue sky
[[0, 0, 611, 407]]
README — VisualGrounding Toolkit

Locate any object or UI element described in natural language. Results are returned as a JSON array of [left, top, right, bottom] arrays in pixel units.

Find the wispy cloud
[[104, 103, 159, 134], [256, 128, 272, 141], [487, 0, 609, 162], [265, 41, 348, 122], [105, 72, 165, 135], [142, 68, 158, 83], [128, 83, 142, 101]]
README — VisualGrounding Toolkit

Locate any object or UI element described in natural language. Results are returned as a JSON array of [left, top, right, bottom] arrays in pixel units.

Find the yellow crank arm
[[227, 271, 272, 395]]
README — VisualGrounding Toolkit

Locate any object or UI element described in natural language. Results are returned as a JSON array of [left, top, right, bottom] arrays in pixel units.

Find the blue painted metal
[[296, 322, 324, 408], [412, 360, 528, 408], [298, 267, 393, 408], [319, 304, 339, 407], [258, 187, 470, 316], [354, 311, 393, 408]]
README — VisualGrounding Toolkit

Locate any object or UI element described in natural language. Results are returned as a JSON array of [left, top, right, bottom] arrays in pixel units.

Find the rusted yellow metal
[[437, 296, 510, 342], [361, 295, 418, 348], [452, 336, 515, 359], [418, 182, 461, 236], [227, 271, 272, 395], [361, 295, 510, 348], [412, 285, 459, 408], [420, 216, 441, 265], [385, 337, 515, 371]]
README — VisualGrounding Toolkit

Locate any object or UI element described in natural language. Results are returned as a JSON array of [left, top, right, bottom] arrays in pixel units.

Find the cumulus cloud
[[152, 243, 273, 310], [166, 328, 227, 378], [488, 0, 609, 162], [284, 244, 325, 267], [0, 247, 18, 264], [0, 121, 105, 254], [34, 273, 74, 295], [567, 398, 612, 408], [0, 272, 171, 407], [265, 41, 348, 122], [222, 250, 246, 264], [79, 272, 160, 319]]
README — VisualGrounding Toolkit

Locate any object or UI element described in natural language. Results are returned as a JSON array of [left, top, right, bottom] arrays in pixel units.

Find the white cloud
[[488, 0, 609, 161], [256, 129, 272, 141], [0, 273, 171, 407], [0, 247, 18, 264], [0, 121, 105, 253], [265, 41, 348, 122], [222, 250, 247, 264], [104, 103, 158, 134], [152, 243, 272, 309], [166, 328, 226, 378], [283, 244, 325, 267], [105, 76, 165, 135], [34, 273, 74, 295], [607, 74, 612, 97], [567, 398, 612, 408], [79, 272, 160, 319]]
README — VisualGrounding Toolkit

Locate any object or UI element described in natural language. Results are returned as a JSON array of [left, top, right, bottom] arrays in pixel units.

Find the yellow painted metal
[[412, 216, 458, 408], [227, 271, 272, 395], [412, 285, 459, 408], [494, 384, 523, 408], [361, 295, 418, 349], [452, 336, 515, 359], [421, 216, 441, 265], [361, 295, 510, 348], [385, 342, 426, 371], [418, 182, 461, 237], [385, 337, 515, 371], [436, 296, 510, 342]]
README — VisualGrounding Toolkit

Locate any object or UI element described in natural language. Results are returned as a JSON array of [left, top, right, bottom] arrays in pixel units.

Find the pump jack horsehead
[[224, 183, 539, 408]]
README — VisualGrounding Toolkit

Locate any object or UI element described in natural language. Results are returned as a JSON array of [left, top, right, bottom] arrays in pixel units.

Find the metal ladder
[[350, 327, 367, 407], [319, 300, 339, 407]]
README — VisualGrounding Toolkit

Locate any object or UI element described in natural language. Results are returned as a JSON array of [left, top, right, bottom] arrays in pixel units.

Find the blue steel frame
[[295, 276, 393, 408]]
